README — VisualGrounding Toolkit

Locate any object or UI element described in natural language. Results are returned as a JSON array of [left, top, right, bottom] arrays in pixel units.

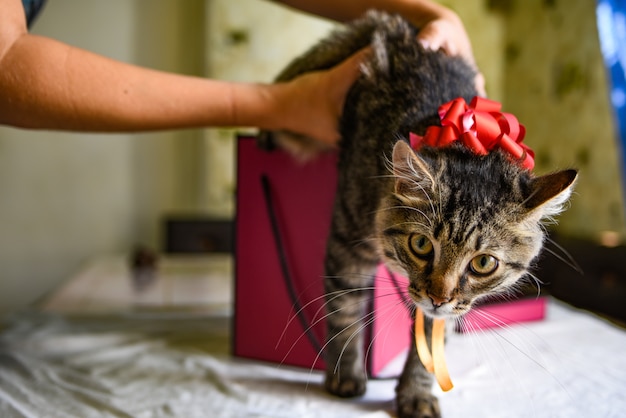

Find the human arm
[[275, 0, 471, 56], [0, 0, 362, 145]]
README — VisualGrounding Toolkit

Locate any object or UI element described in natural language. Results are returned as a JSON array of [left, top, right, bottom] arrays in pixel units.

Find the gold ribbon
[[415, 308, 454, 392]]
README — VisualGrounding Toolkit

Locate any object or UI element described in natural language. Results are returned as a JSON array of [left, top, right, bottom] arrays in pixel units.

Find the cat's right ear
[[522, 169, 578, 220], [392, 141, 435, 198]]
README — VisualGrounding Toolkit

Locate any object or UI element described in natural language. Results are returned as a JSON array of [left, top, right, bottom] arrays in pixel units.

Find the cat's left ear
[[392, 140, 435, 198], [523, 169, 578, 219]]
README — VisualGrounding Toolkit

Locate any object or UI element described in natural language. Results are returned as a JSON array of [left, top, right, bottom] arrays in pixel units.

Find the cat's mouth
[[408, 284, 471, 319], [417, 302, 460, 320]]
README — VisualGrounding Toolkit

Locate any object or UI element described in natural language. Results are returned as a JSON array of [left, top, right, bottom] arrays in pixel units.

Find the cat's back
[[340, 11, 478, 153], [334, 11, 478, 199], [264, 11, 477, 159]]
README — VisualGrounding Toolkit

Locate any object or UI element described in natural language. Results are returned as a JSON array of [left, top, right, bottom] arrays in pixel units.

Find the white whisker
[[543, 237, 583, 274], [469, 309, 575, 405]]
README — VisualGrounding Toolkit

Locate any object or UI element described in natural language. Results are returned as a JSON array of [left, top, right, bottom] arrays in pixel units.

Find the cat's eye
[[469, 255, 498, 275], [409, 234, 433, 258]]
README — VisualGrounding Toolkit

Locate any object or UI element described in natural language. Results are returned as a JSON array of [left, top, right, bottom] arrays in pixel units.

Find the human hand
[[413, 9, 486, 96], [403, 4, 487, 96], [267, 48, 369, 147]]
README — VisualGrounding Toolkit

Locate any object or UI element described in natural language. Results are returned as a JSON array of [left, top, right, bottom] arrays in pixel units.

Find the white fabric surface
[[0, 299, 624, 418]]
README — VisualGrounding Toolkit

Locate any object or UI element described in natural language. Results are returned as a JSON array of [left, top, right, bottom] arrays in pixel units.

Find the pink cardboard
[[234, 137, 412, 376], [370, 267, 411, 376], [459, 297, 547, 333]]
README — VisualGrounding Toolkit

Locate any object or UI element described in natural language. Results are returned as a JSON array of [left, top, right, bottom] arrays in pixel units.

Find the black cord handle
[[260, 174, 323, 353]]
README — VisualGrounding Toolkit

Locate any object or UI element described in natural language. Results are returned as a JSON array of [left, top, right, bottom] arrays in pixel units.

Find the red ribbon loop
[[410, 97, 535, 170]]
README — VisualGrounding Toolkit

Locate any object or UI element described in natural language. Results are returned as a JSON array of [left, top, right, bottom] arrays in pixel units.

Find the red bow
[[409, 97, 535, 170]]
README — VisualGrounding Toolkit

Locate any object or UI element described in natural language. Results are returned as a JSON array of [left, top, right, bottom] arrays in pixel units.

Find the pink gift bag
[[234, 136, 412, 377]]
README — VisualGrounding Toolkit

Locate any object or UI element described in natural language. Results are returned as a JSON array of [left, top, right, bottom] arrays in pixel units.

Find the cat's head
[[376, 140, 577, 319]]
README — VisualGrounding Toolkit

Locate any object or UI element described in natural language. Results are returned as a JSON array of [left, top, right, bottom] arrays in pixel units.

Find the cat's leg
[[396, 316, 441, 418], [323, 261, 376, 398]]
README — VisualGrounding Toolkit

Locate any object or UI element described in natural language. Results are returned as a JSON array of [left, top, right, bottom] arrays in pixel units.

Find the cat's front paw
[[397, 392, 441, 418], [324, 370, 367, 398]]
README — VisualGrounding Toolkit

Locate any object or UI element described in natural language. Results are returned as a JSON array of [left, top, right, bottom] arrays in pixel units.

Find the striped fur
[[261, 11, 577, 418]]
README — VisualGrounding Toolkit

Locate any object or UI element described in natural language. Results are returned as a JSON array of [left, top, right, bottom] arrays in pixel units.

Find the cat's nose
[[428, 293, 451, 308]]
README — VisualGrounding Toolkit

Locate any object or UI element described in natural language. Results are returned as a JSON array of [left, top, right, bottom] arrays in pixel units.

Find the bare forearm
[[0, 34, 282, 133]]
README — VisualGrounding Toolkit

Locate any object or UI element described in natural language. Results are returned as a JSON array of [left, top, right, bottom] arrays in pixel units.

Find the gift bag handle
[[261, 174, 323, 353]]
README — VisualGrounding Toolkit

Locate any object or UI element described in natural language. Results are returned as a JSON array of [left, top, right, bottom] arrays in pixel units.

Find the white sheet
[[0, 299, 624, 418]]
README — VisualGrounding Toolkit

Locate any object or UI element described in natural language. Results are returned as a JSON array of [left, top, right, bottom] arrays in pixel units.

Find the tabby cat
[[260, 11, 577, 418]]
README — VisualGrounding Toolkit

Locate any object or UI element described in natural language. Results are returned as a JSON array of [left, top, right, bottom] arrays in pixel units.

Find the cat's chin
[[416, 302, 465, 320]]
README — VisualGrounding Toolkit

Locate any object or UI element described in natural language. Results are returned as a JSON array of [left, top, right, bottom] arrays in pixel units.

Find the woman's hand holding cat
[[375, 0, 486, 95], [412, 7, 487, 96], [258, 49, 370, 147]]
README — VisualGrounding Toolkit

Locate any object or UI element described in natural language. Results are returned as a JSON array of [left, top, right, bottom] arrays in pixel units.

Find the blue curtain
[[597, 0, 626, 185]]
